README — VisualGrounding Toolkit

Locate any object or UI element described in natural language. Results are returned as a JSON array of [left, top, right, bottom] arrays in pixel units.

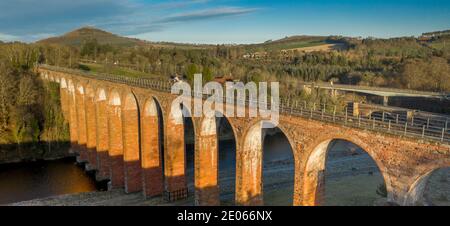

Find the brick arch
[[95, 87, 110, 181], [84, 84, 98, 170], [163, 101, 193, 200], [403, 169, 434, 206], [122, 91, 142, 193], [75, 83, 88, 162], [42, 71, 49, 80], [236, 119, 297, 206], [66, 79, 78, 153], [403, 165, 449, 206], [60, 77, 67, 89], [301, 135, 390, 206], [58, 77, 69, 121], [141, 97, 165, 197], [196, 111, 239, 206], [108, 89, 125, 188], [53, 76, 60, 83], [200, 109, 239, 143], [149, 95, 166, 156]]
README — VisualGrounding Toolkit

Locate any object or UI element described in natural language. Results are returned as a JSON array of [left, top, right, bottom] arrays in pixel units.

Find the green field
[[78, 63, 164, 79], [267, 39, 328, 51], [248, 36, 332, 52]]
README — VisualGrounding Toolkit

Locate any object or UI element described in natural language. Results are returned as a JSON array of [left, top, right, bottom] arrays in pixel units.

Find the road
[[300, 81, 446, 98]]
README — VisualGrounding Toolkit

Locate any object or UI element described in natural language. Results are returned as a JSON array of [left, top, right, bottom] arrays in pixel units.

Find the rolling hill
[[36, 27, 148, 47], [245, 35, 348, 53], [36, 27, 349, 53]]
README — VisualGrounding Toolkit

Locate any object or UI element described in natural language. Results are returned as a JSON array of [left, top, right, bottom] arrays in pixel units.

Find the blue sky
[[0, 0, 449, 44]]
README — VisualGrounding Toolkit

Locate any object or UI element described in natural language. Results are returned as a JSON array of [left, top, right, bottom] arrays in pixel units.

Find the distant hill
[[36, 27, 148, 47], [36, 27, 349, 52], [265, 35, 326, 44], [36, 27, 215, 49], [244, 35, 348, 53]]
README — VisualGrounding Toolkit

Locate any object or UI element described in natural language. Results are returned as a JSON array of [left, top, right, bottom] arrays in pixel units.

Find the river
[[0, 158, 105, 205]]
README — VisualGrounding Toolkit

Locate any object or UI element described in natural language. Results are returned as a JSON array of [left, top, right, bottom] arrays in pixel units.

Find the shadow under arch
[[141, 96, 165, 197], [196, 111, 238, 206], [182, 103, 196, 204], [107, 89, 124, 189], [262, 124, 295, 206], [303, 137, 389, 206], [237, 120, 296, 206], [404, 166, 450, 206], [122, 91, 142, 193]]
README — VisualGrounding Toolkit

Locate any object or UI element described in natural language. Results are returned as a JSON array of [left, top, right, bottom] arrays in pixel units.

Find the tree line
[[0, 43, 68, 159], [65, 37, 450, 93]]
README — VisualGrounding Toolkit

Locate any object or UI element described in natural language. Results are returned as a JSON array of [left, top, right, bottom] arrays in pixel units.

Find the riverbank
[[0, 157, 101, 205], [8, 189, 165, 206], [0, 142, 72, 165]]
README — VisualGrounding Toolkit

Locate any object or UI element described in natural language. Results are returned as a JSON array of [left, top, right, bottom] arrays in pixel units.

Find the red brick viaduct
[[38, 65, 450, 206]]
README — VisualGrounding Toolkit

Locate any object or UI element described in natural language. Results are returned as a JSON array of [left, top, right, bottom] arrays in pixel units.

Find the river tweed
[[0, 158, 103, 204]]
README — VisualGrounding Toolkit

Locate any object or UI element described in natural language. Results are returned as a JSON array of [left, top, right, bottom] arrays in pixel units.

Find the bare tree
[[0, 63, 17, 131]]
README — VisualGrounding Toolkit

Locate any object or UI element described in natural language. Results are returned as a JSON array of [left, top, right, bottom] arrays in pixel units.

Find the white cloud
[[0, 33, 20, 42], [157, 7, 259, 23], [0, 0, 259, 41]]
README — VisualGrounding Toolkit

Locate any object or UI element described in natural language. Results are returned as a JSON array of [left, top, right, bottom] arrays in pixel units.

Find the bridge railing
[[277, 102, 449, 143], [358, 108, 450, 133], [299, 81, 446, 96], [39, 64, 450, 144]]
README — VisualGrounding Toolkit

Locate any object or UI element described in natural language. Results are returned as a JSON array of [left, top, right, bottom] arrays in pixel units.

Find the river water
[[0, 158, 102, 205]]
